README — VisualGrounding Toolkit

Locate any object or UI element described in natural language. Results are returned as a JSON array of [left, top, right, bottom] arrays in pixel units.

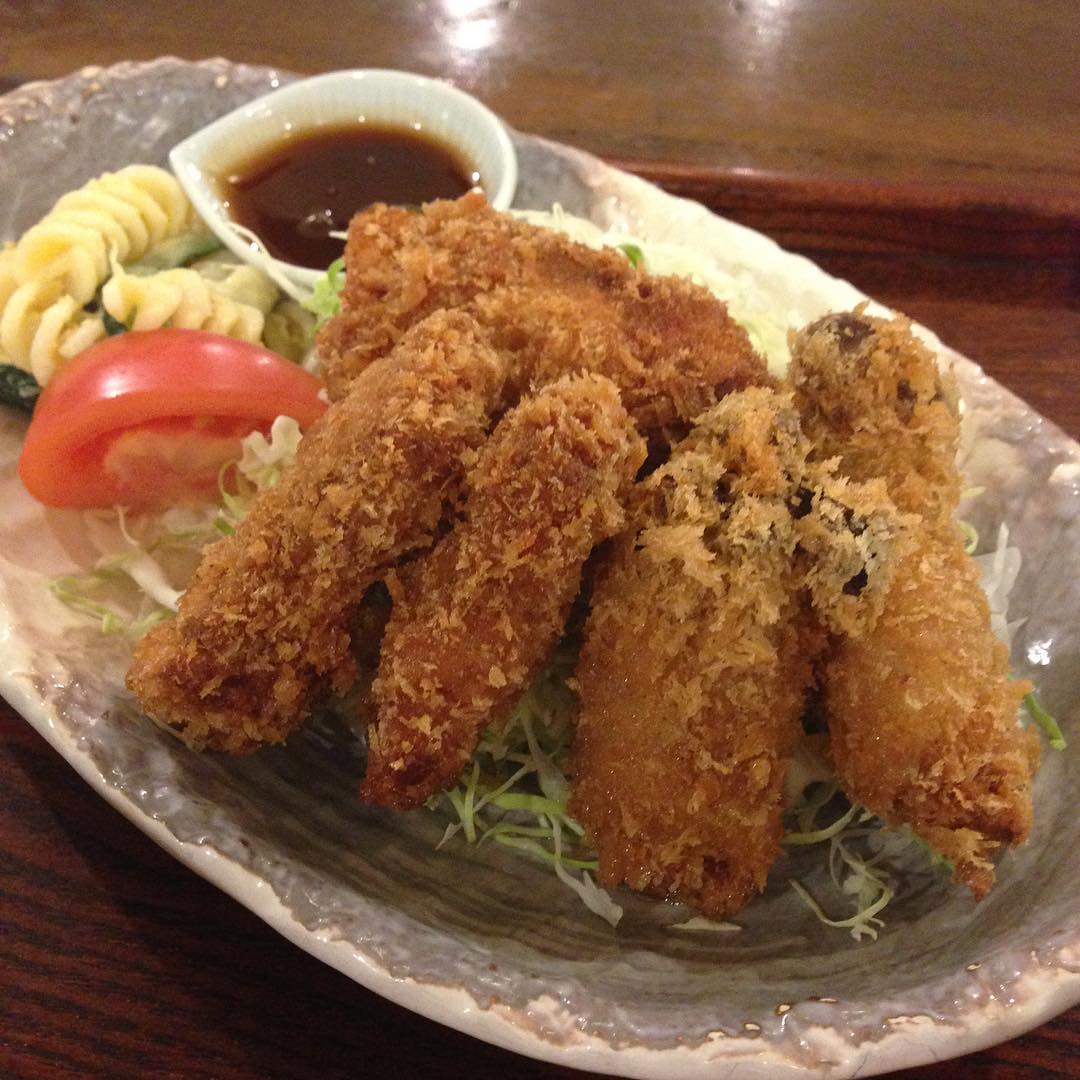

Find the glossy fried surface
[[126, 311, 506, 752], [790, 307, 1039, 896], [569, 388, 906, 916], [318, 192, 768, 430], [362, 373, 644, 810], [824, 534, 1039, 897]]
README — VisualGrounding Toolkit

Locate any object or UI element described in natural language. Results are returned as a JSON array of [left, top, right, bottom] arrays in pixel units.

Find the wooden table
[[0, 3, 1077, 1077]]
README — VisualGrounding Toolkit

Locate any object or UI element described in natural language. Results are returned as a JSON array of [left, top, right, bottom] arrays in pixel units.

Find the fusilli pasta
[[101, 263, 272, 343], [0, 276, 106, 383], [189, 257, 280, 314], [13, 165, 194, 304]]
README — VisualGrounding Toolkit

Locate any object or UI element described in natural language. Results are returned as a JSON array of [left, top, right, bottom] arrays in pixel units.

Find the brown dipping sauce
[[221, 124, 479, 269]]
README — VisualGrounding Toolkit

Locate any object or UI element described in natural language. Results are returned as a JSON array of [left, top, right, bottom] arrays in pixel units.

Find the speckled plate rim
[[0, 56, 1077, 1080]]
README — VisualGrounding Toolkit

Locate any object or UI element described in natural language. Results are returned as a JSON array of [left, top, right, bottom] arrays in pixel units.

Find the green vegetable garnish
[[782, 784, 950, 941], [959, 519, 979, 555], [0, 364, 41, 414], [1024, 691, 1066, 750], [430, 649, 624, 926], [789, 873, 894, 941], [126, 230, 224, 274], [303, 256, 346, 326], [102, 310, 129, 337], [619, 242, 644, 268], [49, 566, 172, 637], [782, 799, 862, 845]]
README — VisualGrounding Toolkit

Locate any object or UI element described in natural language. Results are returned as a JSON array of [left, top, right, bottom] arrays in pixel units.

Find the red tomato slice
[[19, 328, 326, 510]]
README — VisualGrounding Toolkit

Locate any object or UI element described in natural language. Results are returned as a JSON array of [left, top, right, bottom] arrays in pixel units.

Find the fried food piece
[[789, 307, 1040, 896], [792, 469, 913, 639], [471, 282, 763, 434], [569, 388, 906, 917], [362, 373, 645, 809], [823, 533, 1039, 897], [127, 312, 506, 752], [790, 306, 962, 524], [318, 192, 767, 429]]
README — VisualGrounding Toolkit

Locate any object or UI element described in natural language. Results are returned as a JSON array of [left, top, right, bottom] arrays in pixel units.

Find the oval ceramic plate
[[0, 58, 1077, 1079]]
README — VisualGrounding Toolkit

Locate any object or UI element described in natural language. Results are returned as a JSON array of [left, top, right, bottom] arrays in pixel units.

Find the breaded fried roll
[[569, 388, 907, 916], [362, 373, 645, 809], [789, 307, 1040, 896], [318, 193, 768, 430], [127, 311, 507, 752], [824, 531, 1038, 897]]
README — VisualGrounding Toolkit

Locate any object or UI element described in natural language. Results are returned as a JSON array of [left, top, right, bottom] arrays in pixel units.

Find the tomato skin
[[19, 329, 326, 509]]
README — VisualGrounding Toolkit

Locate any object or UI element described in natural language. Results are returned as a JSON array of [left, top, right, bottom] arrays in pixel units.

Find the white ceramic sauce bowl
[[169, 68, 518, 288]]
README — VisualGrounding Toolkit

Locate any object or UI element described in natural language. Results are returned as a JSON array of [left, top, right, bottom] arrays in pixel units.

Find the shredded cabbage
[[783, 783, 910, 942], [959, 519, 979, 554], [668, 917, 741, 933], [430, 646, 624, 927], [974, 522, 1023, 644], [1024, 692, 1067, 751]]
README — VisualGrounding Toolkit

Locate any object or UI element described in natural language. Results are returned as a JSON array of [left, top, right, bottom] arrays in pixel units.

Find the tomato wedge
[[19, 328, 326, 510]]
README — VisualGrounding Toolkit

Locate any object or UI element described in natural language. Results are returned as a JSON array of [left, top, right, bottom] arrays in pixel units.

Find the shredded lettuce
[[967, 523, 1063, 750], [50, 563, 173, 637], [235, 415, 303, 490], [302, 256, 346, 326], [782, 787, 863, 846], [973, 522, 1023, 644], [788, 865, 893, 943], [430, 646, 623, 927]]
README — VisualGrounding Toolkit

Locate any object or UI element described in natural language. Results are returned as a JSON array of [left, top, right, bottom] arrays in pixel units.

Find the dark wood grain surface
[[0, 2, 1077, 1077]]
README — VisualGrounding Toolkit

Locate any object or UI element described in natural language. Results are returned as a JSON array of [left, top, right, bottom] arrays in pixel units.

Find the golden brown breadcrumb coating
[[318, 193, 768, 430], [789, 306, 1039, 897], [823, 534, 1039, 898], [794, 470, 913, 639], [362, 373, 645, 809], [126, 311, 507, 752], [569, 387, 907, 917], [790, 306, 962, 524]]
